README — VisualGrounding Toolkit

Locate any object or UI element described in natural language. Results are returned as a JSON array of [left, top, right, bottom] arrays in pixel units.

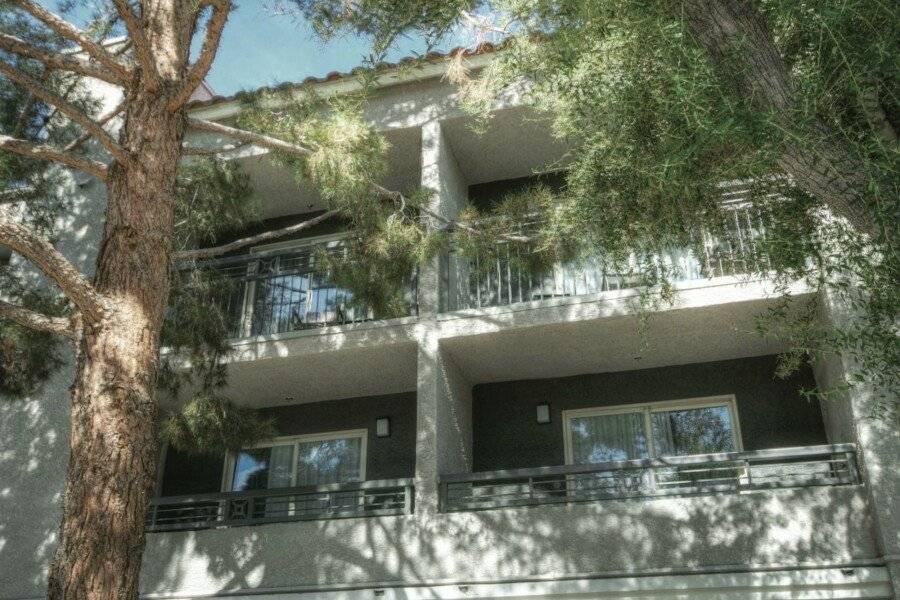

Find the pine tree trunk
[[46, 70, 186, 600]]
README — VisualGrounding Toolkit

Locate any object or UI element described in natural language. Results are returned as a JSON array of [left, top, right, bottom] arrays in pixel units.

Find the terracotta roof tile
[[186, 42, 498, 111]]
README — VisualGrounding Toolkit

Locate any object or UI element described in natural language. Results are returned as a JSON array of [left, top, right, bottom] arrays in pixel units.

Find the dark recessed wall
[[468, 172, 566, 212], [160, 391, 416, 496], [472, 355, 826, 472], [216, 211, 349, 257]]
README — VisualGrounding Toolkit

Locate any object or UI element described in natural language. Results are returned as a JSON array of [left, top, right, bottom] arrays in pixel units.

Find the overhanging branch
[[0, 299, 75, 339], [174, 209, 341, 261], [187, 117, 315, 156], [186, 118, 531, 243], [0, 60, 129, 165], [62, 99, 126, 153], [0, 211, 107, 322], [181, 142, 248, 156], [9, 0, 130, 82], [0, 134, 108, 179], [0, 32, 123, 85]]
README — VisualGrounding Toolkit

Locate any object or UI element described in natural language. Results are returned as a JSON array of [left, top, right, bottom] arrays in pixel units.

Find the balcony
[[441, 444, 859, 512], [147, 478, 414, 532], [195, 238, 418, 338], [442, 200, 770, 311]]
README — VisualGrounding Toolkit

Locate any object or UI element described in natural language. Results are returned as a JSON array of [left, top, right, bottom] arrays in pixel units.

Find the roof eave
[[187, 48, 496, 122]]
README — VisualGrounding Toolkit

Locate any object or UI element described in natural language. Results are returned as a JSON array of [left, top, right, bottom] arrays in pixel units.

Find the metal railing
[[147, 478, 414, 532], [441, 201, 771, 311], [192, 240, 418, 338], [440, 444, 858, 512]]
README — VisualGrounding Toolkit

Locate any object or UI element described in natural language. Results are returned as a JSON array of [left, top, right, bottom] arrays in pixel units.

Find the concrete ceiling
[[441, 107, 573, 185], [220, 340, 418, 408], [441, 296, 803, 386], [235, 125, 422, 221]]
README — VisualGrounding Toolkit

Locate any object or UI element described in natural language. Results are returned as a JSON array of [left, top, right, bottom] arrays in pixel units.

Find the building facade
[[0, 50, 897, 600]]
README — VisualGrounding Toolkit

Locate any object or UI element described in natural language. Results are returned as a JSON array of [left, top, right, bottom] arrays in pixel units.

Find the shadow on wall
[[0, 175, 107, 599], [0, 355, 73, 597], [139, 485, 877, 595]]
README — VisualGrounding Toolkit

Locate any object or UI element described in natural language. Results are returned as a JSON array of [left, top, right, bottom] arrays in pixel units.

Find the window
[[224, 429, 367, 492], [563, 396, 741, 465]]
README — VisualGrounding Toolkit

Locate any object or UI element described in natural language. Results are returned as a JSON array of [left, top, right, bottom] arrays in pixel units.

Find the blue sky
[[42, 2, 463, 96], [198, 6, 459, 96]]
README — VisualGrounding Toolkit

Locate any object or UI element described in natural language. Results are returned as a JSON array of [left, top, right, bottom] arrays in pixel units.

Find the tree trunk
[[679, 0, 878, 237], [46, 11, 190, 594]]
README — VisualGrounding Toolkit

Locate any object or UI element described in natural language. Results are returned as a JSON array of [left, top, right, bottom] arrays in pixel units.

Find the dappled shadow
[[0, 171, 107, 599], [139, 479, 879, 596], [0, 359, 72, 599]]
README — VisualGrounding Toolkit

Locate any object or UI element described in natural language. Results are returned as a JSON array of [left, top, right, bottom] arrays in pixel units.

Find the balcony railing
[[147, 478, 414, 532], [441, 201, 770, 311], [195, 239, 418, 338], [440, 444, 858, 512]]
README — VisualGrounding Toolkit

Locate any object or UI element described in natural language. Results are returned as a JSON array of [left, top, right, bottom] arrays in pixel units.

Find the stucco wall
[[0, 174, 107, 599], [472, 354, 827, 472], [139, 485, 878, 596]]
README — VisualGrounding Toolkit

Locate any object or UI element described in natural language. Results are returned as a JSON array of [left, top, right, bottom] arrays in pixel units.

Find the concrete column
[[418, 119, 468, 315], [814, 289, 900, 596], [414, 333, 473, 517]]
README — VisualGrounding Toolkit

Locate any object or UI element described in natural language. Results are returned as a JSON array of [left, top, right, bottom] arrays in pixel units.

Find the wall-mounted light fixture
[[536, 403, 551, 424], [376, 417, 391, 438]]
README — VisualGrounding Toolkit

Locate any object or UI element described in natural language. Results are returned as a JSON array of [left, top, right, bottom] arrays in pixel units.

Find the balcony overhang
[[209, 318, 421, 408], [437, 276, 814, 385]]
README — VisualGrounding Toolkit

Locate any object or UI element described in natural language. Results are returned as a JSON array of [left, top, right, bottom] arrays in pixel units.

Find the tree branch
[[0, 211, 107, 322], [180, 142, 248, 156], [0, 185, 36, 204], [8, 0, 130, 82], [175, 209, 341, 261], [679, 0, 878, 237], [0, 134, 108, 179], [111, 0, 157, 82], [186, 118, 531, 242], [62, 99, 126, 153], [0, 32, 123, 85], [169, 0, 231, 111], [187, 117, 316, 155], [859, 86, 898, 146], [0, 299, 75, 339], [0, 60, 129, 165]]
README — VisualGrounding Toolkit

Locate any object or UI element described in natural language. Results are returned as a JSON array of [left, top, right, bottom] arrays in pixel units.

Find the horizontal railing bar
[[150, 478, 414, 506], [147, 481, 414, 532], [440, 445, 855, 483]]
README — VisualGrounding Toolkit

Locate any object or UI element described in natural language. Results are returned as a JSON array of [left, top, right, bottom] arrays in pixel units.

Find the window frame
[[221, 428, 368, 492], [562, 395, 743, 465]]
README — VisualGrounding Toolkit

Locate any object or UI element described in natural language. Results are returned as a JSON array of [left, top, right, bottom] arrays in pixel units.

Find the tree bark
[[45, 2, 197, 597], [679, 0, 879, 237]]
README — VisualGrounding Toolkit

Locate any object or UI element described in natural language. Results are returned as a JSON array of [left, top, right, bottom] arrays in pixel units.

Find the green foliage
[[0, 278, 66, 396], [158, 267, 237, 399], [0, 6, 101, 399], [174, 158, 259, 249], [235, 87, 434, 318], [157, 161, 270, 453], [292, 0, 898, 409], [161, 394, 276, 455], [282, 0, 474, 56]]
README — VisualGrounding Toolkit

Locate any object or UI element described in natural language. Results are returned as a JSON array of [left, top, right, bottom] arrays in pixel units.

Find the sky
[[40, 1, 465, 97], [196, 5, 460, 97]]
